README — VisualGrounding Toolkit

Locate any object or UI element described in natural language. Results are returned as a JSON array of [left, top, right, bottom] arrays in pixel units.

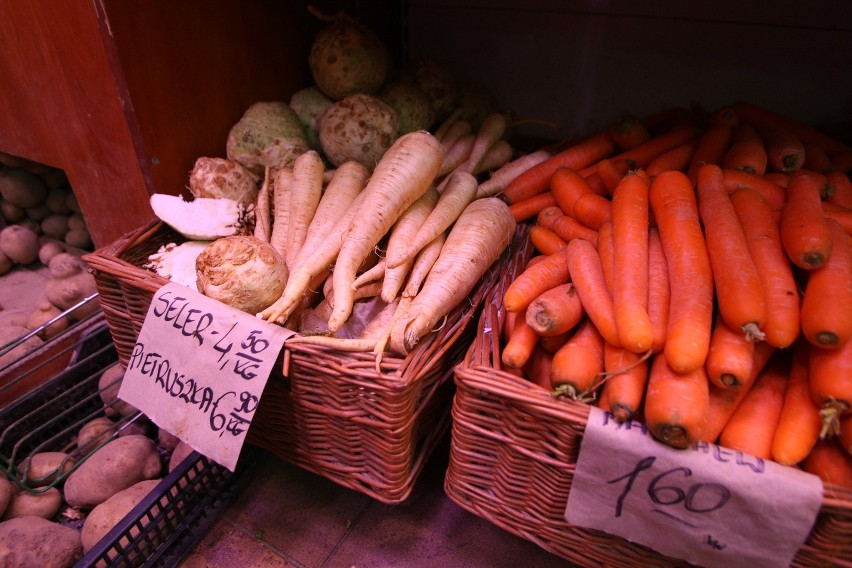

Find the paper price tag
[[566, 407, 823, 568], [118, 282, 294, 471]]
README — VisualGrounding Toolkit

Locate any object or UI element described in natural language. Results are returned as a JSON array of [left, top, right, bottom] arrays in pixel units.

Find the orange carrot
[[809, 332, 852, 438], [800, 219, 852, 349], [826, 170, 852, 209], [596, 220, 615, 294], [687, 124, 734, 183], [780, 170, 833, 270], [771, 341, 822, 466], [565, 238, 620, 347], [609, 114, 651, 151], [603, 342, 650, 423], [733, 101, 852, 157], [582, 171, 610, 197], [730, 187, 801, 349], [647, 227, 670, 354], [596, 158, 631, 195], [525, 282, 584, 337], [759, 123, 806, 173], [529, 225, 568, 256], [523, 345, 554, 391], [706, 314, 756, 389], [598, 380, 612, 412], [644, 352, 711, 449], [650, 170, 714, 373], [719, 353, 789, 460], [840, 415, 852, 456], [605, 127, 699, 172], [502, 131, 617, 204], [539, 329, 573, 354], [501, 308, 541, 369], [611, 171, 653, 353], [697, 164, 766, 340], [802, 439, 852, 489], [550, 167, 599, 218], [823, 203, 852, 235], [646, 139, 698, 177], [508, 191, 557, 222], [721, 123, 767, 175], [503, 246, 572, 313], [832, 150, 852, 174], [763, 172, 791, 188], [536, 206, 599, 247], [722, 168, 787, 211], [572, 191, 612, 230], [804, 143, 835, 174], [701, 342, 777, 443], [711, 106, 739, 127], [551, 317, 605, 401]]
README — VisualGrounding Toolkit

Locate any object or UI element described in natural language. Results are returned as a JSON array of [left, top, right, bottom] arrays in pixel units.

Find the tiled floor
[[179, 436, 575, 568]]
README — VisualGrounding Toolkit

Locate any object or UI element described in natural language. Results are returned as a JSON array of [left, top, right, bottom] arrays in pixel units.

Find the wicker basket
[[83, 219, 517, 504], [444, 229, 852, 567]]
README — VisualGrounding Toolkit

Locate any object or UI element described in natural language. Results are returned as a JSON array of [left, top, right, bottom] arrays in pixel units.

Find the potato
[[1, 487, 62, 521], [37, 238, 66, 265], [26, 297, 70, 340], [98, 363, 139, 418], [0, 516, 83, 568], [16, 452, 75, 488], [158, 428, 181, 454], [63, 435, 163, 509], [80, 479, 163, 553], [0, 168, 49, 209], [0, 477, 11, 518], [76, 416, 116, 450], [44, 187, 71, 214], [0, 251, 11, 276], [0, 224, 40, 264], [40, 214, 69, 241]]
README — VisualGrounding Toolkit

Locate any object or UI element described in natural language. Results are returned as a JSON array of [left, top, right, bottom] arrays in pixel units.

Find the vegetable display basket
[[443, 228, 852, 567], [83, 219, 517, 504]]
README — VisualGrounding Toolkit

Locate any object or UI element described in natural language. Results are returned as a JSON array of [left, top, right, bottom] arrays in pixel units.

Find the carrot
[[823, 203, 852, 235], [551, 317, 605, 401], [831, 150, 852, 174], [380, 187, 439, 302], [269, 166, 294, 262], [610, 171, 653, 353], [650, 170, 714, 373], [686, 124, 734, 183], [771, 341, 822, 466], [596, 220, 615, 294], [386, 172, 476, 270], [502, 130, 617, 204], [722, 168, 787, 211], [840, 415, 852, 456], [826, 170, 852, 209], [581, 170, 611, 197], [801, 219, 852, 349], [644, 352, 710, 449], [598, 379, 612, 412], [809, 332, 852, 438], [721, 124, 767, 175], [565, 237, 620, 347], [733, 101, 852, 157], [603, 342, 650, 423], [535, 205, 599, 247], [763, 171, 791, 189], [780, 169, 833, 270], [802, 439, 852, 489], [550, 167, 598, 218], [719, 353, 789, 460], [646, 139, 698, 177], [477, 149, 551, 198], [329, 131, 444, 332], [572, 192, 612, 230], [525, 282, 584, 337], [529, 225, 568, 256], [502, 309, 541, 369], [508, 191, 557, 222], [286, 149, 325, 270], [539, 329, 572, 354], [503, 246, 572, 313], [706, 313, 756, 389], [523, 345, 554, 391], [701, 341, 777, 443], [595, 158, 630, 195], [761, 124, 806, 173], [711, 106, 739, 127], [804, 143, 835, 174], [389, 197, 516, 354], [647, 227, 670, 354], [730, 187, 801, 349], [609, 114, 651, 150], [697, 164, 767, 340], [605, 127, 699, 172]]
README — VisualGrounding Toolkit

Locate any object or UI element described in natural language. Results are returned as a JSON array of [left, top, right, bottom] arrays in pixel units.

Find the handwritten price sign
[[119, 282, 294, 471], [565, 407, 823, 568]]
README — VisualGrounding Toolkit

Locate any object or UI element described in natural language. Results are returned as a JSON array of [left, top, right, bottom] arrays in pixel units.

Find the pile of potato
[[0, 363, 195, 567]]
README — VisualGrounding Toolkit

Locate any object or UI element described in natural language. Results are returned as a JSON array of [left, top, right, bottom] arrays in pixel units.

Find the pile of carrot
[[491, 101, 852, 489]]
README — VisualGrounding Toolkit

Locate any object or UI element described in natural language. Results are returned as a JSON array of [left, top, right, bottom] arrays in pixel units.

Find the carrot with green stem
[[551, 317, 605, 402], [328, 131, 444, 333], [611, 170, 653, 353], [644, 352, 711, 449], [780, 170, 833, 270], [706, 313, 756, 389], [809, 331, 852, 438], [721, 123, 767, 175], [286, 149, 325, 270], [536, 205, 599, 247], [389, 197, 516, 354], [602, 342, 650, 423], [386, 172, 476, 270], [565, 237, 621, 347], [477, 149, 551, 198], [771, 340, 822, 466], [650, 170, 714, 373], [800, 219, 852, 349], [502, 130, 617, 204], [686, 124, 733, 184], [504, 246, 572, 313], [647, 227, 670, 354], [259, 161, 369, 323], [508, 191, 557, 222], [730, 187, 801, 349], [525, 282, 584, 337], [697, 164, 767, 340]]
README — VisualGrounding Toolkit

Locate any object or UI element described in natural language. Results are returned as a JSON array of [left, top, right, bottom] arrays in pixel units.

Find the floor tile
[[180, 520, 298, 567]]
